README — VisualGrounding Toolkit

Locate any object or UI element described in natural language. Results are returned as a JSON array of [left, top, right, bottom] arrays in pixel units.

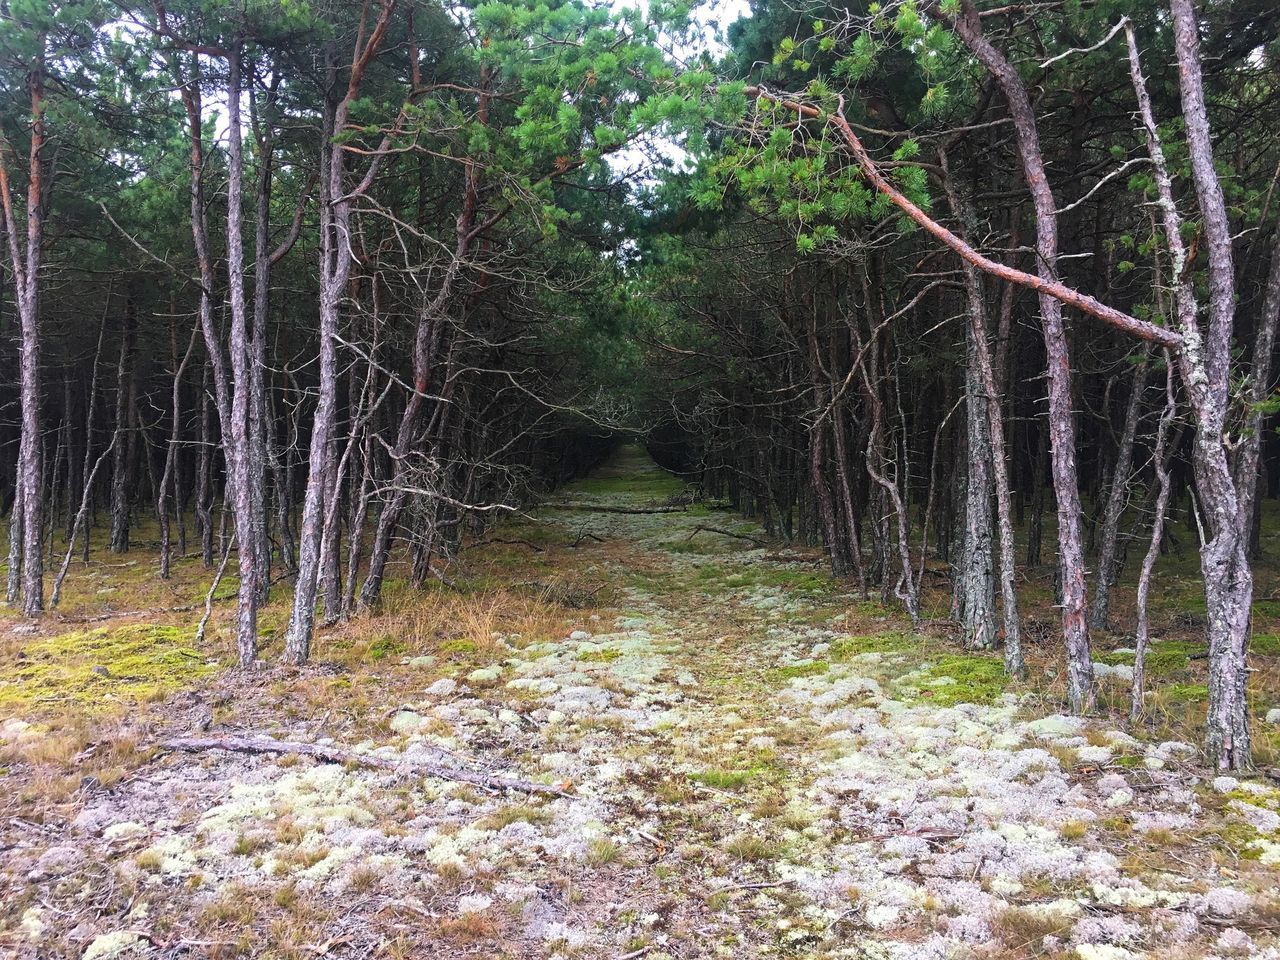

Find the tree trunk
[[109, 296, 137, 554], [288, 7, 397, 661], [0, 34, 49, 615], [1090, 349, 1150, 629], [941, 150, 1023, 673], [1131, 8, 1252, 767], [1131, 358, 1178, 720], [945, 0, 1093, 711]]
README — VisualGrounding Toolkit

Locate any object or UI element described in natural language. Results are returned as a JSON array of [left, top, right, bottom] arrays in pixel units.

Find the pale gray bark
[[288, 4, 396, 662], [1129, 10, 1252, 767], [0, 36, 48, 616], [940, 150, 1023, 673]]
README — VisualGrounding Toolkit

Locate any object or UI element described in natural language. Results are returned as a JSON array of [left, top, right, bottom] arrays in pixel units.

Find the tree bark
[[940, 150, 1023, 673], [288, 2, 397, 662], [109, 295, 137, 554], [1127, 10, 1251, 767], [0, 33, 49, 615], [941, 0, 1093, 711]]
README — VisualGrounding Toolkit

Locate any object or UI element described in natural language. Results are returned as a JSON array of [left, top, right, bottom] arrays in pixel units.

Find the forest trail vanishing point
[[2, 446, 1279, 959]]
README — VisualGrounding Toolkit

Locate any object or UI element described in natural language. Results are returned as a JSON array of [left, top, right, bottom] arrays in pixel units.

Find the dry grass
[[990, 904, 1076, 957], [437, 911, 501, 943]]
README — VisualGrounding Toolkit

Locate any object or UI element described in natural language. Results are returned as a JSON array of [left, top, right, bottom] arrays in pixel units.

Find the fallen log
[[542, 502, 686, 514], [158, 734, 571, 798], [683, 524, 766, 546]]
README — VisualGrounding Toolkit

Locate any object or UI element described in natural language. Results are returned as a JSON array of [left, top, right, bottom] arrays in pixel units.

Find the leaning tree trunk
[[286, 6, 396, 662], [1132, 358, 1178, 720]]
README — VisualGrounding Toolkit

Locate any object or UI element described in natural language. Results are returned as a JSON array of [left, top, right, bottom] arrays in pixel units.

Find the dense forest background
[[2, 0, 1280, 772]]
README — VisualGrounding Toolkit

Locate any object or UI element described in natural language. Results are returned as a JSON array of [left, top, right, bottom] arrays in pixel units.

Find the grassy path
[[2, 446, 1279, 959]]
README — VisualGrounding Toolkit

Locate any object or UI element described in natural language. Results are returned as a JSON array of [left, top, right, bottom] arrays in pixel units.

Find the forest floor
[[3, 446, 1280, 960]]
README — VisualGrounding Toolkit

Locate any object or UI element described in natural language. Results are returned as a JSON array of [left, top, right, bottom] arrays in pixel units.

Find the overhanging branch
[[743, 85, 1183, 351]]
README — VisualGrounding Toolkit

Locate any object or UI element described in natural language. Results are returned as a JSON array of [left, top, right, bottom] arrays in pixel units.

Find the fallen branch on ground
[[470, 537, 546, 553], [543, 502, 686, 514], [158, 734, 572, 797], [683, 524, 767, 546]]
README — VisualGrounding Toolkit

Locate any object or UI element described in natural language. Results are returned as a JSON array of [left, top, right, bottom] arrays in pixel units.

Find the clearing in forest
[[2, 447, 1279, 959]]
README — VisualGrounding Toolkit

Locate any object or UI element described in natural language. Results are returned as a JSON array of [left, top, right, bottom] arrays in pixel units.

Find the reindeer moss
[[0, 623, 214, 714]]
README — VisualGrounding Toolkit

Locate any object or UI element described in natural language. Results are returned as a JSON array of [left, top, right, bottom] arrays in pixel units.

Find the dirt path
[[3, 446, 1279, 959]]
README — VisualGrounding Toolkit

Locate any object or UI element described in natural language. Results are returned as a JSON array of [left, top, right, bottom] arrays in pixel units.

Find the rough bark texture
[[1129, 11, 1251, 767], [943, 0, 1093, 712], [940, 151, 1023, 673], [1165, 0, 1252, 770], [288, 2, 397, 662], [960, 312, 998, 651], [223, 50, 262, 667], [0, 36, 48, 615]]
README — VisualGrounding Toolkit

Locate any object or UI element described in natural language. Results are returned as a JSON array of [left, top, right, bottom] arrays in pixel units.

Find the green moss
[[690, 767, 769, 790], [439, 638, 479, 656], [366, 635, 405, 661], [1214, 821, 1264, 856], [906, 654, 1008, 707], [567, 473, 686, 499], [767, 661, 828, 682], [1164, 682, 1209, 703], [578, 649, 622, 663], [0, 624, 215, 714], [830, 633, 912, 659], [1095, 650, 1136, 666], [1251, 633, 1280, 657], [1222, 787, 1280, 811], [1144, 649, 1190, 677]]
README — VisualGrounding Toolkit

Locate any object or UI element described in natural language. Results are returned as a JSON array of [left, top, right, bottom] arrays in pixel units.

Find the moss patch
[[830, 633, 912, 659], [0, 623, 215, 715], [578, 649, 622, 663], [690, 766, 771, 790], [767, 661, 829, 682], [1251, 633, 1280, 657], [907, 654, 1008, 707], [1163, 682, 1210, 704]]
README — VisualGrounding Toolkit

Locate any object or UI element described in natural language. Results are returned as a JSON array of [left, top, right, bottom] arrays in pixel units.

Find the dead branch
[[544, 502, 686, 514], [158, 734, 572, 797], [683, 525, 767, 546]]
